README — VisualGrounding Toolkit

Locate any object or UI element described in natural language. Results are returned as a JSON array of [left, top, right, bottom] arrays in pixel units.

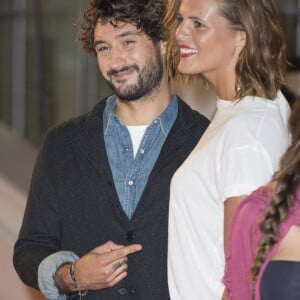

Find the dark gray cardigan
[[13, 97, 209, 300]]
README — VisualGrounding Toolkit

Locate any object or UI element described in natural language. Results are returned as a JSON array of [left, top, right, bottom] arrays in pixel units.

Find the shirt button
[[154, 119, 158, 124], [140, 149, 145, 154], [126, 231, 135, 242], [117, 287, 128, 295], [128, 180, 134, 186]]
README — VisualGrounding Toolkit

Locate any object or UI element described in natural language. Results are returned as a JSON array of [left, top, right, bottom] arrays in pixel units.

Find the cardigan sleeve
[[38, 251, 79, 300], [13, 129, 64, 290]]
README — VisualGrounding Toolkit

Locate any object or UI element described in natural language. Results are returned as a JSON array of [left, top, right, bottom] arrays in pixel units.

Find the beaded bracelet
[[69, 261, 88, 299]]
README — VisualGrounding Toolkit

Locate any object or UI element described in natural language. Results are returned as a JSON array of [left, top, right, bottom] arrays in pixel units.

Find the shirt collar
[[103, 94, 178, 136]]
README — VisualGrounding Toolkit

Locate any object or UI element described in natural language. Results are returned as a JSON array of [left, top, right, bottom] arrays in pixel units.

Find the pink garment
[[223, 186, 300, 300]]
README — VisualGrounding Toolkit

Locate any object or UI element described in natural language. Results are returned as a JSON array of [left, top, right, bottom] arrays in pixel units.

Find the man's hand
[[54, 241, 142, 293]]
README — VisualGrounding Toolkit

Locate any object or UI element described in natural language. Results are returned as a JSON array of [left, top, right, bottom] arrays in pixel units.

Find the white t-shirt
[[127, 125, 148, 157], [168, 91, 290, 300]]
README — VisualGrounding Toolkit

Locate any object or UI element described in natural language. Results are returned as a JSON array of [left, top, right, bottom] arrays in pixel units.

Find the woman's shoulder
[[219, 94, 290, 151], [287, 188, 300, 225], [233, 186, 273, 226], [242, 185, 272, 206]]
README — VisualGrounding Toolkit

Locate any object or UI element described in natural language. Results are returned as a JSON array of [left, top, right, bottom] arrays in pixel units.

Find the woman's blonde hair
[[165, 0, 288, 99]]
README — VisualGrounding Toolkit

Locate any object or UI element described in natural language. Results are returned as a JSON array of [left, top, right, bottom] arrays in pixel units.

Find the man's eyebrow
[[94, 30, 142, 47], [94, 39, 106, 47], [118, 30, 141, 38]]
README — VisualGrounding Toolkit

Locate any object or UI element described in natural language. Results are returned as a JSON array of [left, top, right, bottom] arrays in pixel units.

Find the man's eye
[[96, 46, 109, 53], [124, 40, 135, 46]]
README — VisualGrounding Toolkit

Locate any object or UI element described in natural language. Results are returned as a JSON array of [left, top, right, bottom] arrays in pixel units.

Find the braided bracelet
[[69, 261, 88, 299]]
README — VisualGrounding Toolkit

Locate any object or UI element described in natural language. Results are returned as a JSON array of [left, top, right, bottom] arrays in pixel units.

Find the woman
[[167, 0, 291, 299], [224, 100, 300, 299]]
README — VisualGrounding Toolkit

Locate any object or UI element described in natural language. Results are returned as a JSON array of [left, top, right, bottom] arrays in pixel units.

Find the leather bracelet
[[69, 261, 88, 299]]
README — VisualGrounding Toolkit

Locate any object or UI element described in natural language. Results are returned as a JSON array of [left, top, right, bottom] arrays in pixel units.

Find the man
[[13, 0, 209, 299]]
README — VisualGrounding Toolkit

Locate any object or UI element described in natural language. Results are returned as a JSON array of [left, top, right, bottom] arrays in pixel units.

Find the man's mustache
[[107, 64, 139, 77]]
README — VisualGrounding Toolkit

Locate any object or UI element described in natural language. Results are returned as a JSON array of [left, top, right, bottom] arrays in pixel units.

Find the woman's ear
[[160, 40, 167, 55], [236, 30, 246, 48]]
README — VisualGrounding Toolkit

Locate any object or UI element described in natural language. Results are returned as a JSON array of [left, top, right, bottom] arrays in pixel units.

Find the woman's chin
[[178, 64, 200, 76]]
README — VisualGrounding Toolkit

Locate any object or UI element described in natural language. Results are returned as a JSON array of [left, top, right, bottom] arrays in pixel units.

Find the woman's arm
[[224, 195, 247, 251]]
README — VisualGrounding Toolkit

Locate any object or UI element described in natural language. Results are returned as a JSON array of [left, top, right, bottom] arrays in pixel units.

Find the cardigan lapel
[[74, 99, 132, 224], [150, 98, 200, 172], [78, 99, 108, 174], [130, 98, 204, 221]]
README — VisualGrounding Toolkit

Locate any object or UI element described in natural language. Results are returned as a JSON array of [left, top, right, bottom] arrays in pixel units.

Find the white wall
[[0, 122, 45, 300]]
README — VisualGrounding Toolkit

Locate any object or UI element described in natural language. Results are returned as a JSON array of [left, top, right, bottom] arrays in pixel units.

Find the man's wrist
[[53, 262, 75, 294], [69, 261, 88, 297]]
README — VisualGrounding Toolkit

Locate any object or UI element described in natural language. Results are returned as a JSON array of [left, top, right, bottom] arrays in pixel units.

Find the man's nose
[[109, 48, 127, 70]]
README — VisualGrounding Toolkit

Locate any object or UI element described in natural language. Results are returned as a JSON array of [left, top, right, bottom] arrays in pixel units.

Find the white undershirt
[[127, 125, 148, 157]]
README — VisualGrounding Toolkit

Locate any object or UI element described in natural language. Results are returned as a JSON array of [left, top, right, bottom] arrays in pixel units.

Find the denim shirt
[[103, 95, 178, 219], [38, 95, 178, 300]]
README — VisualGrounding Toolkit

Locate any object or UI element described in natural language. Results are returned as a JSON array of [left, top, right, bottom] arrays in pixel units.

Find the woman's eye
[[176, 14, 183, 23], [194, 21, 205, 29]]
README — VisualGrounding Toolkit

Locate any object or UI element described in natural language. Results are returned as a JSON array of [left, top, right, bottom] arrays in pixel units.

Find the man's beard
[[105, 46, 164, 102]]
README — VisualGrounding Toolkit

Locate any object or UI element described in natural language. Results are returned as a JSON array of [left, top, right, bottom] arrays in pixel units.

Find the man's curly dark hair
[[78, 0, 168, 54]]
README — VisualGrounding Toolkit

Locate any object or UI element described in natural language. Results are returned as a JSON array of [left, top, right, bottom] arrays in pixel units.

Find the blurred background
[[0, 0, 299, 299]]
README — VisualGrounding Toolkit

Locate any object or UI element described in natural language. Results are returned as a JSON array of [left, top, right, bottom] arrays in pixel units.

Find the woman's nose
[[175, 22, 189, 42]]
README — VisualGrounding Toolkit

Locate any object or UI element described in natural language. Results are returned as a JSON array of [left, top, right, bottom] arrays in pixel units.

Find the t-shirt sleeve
[[220, 144, 274, 202]]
